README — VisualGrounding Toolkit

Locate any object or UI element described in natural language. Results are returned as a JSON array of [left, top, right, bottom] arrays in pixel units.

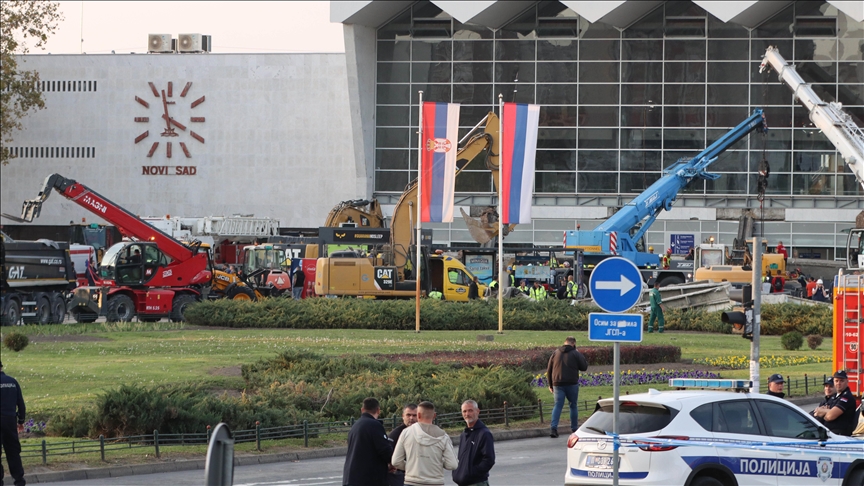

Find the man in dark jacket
[[546, 336, 588, 438], [388, 404, 418, 486], [765, 373, 785, 399], [1, 361, 27, 486], [468, 276, 479, 300], [453, 400, 495, 486], [343, 397, 393, 486]]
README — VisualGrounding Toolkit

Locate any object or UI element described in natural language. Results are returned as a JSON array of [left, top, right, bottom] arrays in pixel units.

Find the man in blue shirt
[[1, 361, 27, 486]]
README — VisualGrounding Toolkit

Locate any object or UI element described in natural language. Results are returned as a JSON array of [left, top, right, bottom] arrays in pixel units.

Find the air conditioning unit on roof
[[178, 33, 203, 53], [148, 34, 174, 53]]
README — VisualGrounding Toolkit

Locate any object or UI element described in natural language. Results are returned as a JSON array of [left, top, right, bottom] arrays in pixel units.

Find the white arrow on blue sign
[[589, 257, 644, 313]]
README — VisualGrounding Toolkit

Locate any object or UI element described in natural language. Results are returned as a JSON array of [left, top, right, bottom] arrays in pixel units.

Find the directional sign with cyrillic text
[[589, 257, 643, 313], [588, 313, 643, 342]]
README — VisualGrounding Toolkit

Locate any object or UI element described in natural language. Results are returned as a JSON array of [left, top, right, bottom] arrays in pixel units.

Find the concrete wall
[[0, 52, 359, 228]]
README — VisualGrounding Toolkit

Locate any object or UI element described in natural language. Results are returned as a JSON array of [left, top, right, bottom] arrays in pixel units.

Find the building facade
[[335, 0, 864, 260], [1, 52, 360, 229]]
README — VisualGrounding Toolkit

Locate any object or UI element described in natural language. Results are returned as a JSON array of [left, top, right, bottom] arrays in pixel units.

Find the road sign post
[[588, 257, 645, 486]]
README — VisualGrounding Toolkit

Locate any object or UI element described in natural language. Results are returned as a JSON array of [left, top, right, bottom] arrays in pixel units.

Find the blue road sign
[[588, 313, 644, 343], [589, 257, 643, 313]]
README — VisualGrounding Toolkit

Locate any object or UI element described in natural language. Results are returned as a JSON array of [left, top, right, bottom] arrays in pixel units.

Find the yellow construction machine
[[315, 112, 511, 300]]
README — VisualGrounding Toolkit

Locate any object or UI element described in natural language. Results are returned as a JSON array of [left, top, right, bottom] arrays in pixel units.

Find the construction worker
[[428, 288, 443, 300], [530, 281, 547, 302], [662, 248, 672, 269], [488, 275, 499, 296], [518, 279, 530, 295], [507, 266, 516, 288], [648, 281, 664, 333], [565, 275, 576, 301]]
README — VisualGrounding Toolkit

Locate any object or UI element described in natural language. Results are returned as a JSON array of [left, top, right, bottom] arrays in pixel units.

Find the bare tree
[[1, 0, 63, 165]]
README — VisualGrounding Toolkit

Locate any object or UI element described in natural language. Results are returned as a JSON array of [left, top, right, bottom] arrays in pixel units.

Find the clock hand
[[169, 118, 187, 131], [161, 90, 172, 131]]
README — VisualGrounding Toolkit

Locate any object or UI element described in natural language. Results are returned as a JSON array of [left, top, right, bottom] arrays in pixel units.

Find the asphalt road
[[36, 435, 566, 486]]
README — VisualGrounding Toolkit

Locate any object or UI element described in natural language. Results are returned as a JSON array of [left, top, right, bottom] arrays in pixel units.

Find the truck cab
[[429, 255, 485, 301]]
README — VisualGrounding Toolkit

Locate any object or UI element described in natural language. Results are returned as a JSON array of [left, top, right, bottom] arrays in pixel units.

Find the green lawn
[[0, 324, 835, 419]]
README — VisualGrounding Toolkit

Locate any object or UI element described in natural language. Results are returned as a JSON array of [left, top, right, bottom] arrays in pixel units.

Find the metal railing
[[20, 400, 564, 465]]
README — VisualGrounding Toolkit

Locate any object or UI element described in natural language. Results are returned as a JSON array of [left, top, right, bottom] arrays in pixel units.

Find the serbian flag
[[420, 101, 460, 223], [501, 103, 540, 224]]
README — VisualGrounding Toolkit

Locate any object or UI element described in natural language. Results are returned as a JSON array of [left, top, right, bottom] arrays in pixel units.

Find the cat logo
[[336, 232, 346, 239]]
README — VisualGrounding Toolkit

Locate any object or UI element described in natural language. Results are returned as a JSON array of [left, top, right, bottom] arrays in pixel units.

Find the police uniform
[[823, 387, 858, 436], [1, 362, 27, 486]]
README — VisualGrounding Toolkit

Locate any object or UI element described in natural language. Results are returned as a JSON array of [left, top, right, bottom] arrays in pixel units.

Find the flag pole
[[415, 91, 423, 333], [498, 93, 504, 334]]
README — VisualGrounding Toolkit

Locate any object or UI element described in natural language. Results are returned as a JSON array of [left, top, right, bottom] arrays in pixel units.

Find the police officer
[[765, 373, 785, 399], [812, 370, 858, 436], [811, 377, 835, 416], [1, 361, 27, 486]]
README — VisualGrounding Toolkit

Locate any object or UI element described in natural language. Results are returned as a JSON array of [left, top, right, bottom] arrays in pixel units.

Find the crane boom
[[565, 110, 767, 268], [5, 173, 196, 262], [760, 46, 864, 190]]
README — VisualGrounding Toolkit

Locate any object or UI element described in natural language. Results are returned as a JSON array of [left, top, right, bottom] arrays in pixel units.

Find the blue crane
[[565, 109, 767, 269]]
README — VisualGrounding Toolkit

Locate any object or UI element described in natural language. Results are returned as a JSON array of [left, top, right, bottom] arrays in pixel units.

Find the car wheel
[[73, 310, 98, 323], [49, 294, 67, 324], [226, 283, 257, 302], [106, 295, 136, 322], [691, 476, 725, 486], [2, 297, 22, 326], [845, 467, 864, 486], [657, 275, 685, 287], [170, 294, 197, 322]]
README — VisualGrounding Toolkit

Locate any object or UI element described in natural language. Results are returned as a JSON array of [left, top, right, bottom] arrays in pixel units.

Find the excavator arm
[[324, 199, 385, 228], [4, 173, 197, 263], [390, 112, 513, 276]]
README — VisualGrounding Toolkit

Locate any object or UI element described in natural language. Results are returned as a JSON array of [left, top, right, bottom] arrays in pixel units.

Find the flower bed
[[372, 345, 681, 371], [532, 368, 722, 388], [692, 355, 832, 370]]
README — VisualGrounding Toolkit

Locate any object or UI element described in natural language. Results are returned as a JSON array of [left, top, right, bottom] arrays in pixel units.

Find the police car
[[565, 384, 864, 486]]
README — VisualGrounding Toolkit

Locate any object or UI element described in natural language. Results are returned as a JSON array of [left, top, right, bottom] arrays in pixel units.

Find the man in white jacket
[[392, 401, 458, 486]]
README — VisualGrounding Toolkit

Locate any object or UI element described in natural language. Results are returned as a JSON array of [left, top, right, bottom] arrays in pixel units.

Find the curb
[[26, 427, 549, 483]]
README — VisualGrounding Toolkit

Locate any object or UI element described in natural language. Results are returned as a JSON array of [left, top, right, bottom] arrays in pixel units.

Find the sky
[[38, 1, 344, 54]]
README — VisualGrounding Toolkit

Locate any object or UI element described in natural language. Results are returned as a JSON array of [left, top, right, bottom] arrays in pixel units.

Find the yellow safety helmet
[[648, 246, 654, 252]]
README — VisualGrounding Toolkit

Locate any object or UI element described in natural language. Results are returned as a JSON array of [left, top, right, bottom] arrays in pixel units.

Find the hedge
[[185, 298, 833, 336], [50, 350, 538, 438]]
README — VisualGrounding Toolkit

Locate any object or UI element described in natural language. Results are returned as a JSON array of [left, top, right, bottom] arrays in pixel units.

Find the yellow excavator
[[324, 199, 385, 228], [315, 112, 512, 300]]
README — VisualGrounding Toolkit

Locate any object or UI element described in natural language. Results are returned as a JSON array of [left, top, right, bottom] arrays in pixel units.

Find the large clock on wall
[[134, 81, 205, 158]]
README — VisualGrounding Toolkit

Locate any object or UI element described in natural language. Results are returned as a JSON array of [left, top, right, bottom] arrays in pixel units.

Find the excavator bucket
[[461, 208, 494, 245], [460, 207, 513, 246]]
